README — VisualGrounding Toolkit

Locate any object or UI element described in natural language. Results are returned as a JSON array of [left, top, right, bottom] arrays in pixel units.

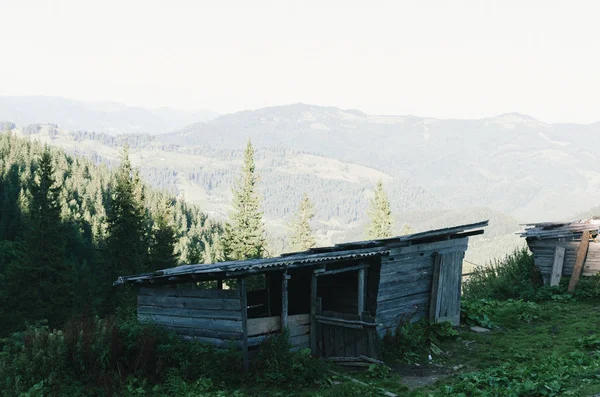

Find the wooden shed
[[114, 220, 487, 367], [522, 219, 600, 287]]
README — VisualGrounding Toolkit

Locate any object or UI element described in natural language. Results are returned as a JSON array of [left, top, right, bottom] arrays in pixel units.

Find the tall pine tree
[[104, 146, 148, 304], [148, 197, 178, 270], [365, 180, 393, 239], [222, 140, 266, 261], [289, 192, 317, 251]]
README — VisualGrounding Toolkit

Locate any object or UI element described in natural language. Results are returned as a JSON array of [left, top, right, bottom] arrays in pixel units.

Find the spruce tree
[[23, 148, 69, 326], [222, 140, 266, 261], [289, 192, 317, 251], [365, 180, 393, 239], [148, 197, 178, 270], [105, 146, 148, 281]]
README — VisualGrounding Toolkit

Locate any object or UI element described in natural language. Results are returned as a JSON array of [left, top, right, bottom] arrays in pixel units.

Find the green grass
[[355, 299, 600, 397]]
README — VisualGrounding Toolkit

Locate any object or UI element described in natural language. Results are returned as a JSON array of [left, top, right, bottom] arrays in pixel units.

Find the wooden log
[[137, 314, 242, 333], [568, 230, 590, 293], [139, 287, 239, 299], [315, 315, 378, 328], [550, 246, 566, 286], [137, 305, 242, 320], [239, 278, 249, 372], [180, 335, 242, 349], [159, 325, 243, 340], [281, 271, 289, 329], [137, 295, 241, 311]]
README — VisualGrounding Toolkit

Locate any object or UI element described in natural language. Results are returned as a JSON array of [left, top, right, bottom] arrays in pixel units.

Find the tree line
[[0, 131, 222, 335]]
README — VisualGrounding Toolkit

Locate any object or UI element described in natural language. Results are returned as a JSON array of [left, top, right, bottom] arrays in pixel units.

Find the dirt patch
[[393, 363, 453, 390]]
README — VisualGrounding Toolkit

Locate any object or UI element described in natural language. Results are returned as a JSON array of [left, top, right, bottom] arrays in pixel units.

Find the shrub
[[462, 247, 542, 301], [382, 318, 458, 364], [250, 330, 330, 388]]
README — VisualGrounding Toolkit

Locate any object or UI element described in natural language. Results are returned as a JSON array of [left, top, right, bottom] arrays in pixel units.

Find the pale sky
[[1, 0, 599, 123]]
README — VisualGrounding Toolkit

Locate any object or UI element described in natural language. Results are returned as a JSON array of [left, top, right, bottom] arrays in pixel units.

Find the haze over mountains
[[0, 96, 218, 135], [3, 96, 600, 265]]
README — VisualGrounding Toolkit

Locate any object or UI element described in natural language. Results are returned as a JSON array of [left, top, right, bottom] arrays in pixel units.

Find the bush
[[0, 315, 244, 396], [382, 318, 457, 364], [250, 330, 330, 388], [462, 247, 542, 301]]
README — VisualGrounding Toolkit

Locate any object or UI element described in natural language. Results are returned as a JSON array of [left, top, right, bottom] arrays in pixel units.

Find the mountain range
[[4, 96, 600, 266], [0, 96, 218, 135]]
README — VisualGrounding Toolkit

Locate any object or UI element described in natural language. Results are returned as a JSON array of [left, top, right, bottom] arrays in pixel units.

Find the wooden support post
[[281, 271, 289, 329], [238, 278, 249, 372], [265, 273, 272, 316], [429, 253, 442, 322], [550, 246, 566, 287], [357, 268, 366, 315], [310, 271, 318, 355], [217, 279, 223, 290], [568, 230, 590, 293]]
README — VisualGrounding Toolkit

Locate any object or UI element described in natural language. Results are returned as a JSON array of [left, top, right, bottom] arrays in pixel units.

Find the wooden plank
[[137, 314, 242, 332], [358, 268, 365, 315], [429, 253, 442, 322], [137, 295, 241, 311], [316, 264, 369, 277], [239, 278, 249, 372], [310, 271, 318, 354], [247, 316, 282, 336], [288, 313, 310, 326], [281, 271, 289, 329], [139, 287, 239, 299], [568, 230, 591, 292], [137, 305, 242, 320], [289, 324, 310, 338], [550, 246, 566, 286]]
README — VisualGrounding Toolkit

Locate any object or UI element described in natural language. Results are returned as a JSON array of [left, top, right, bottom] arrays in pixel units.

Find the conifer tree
[[289, 192, 317, 251], [148, 197, 178, 270], [222, 140, 266, 261], [365, 180, 393, 239], [105, 146, 148, 279]]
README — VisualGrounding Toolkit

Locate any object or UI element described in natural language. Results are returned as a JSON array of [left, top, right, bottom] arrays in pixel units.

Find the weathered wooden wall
[[527, 240, 600, 280], [137, 287, 244, 348], [246, 314, 310, 352], [375, 238, 469, 335]]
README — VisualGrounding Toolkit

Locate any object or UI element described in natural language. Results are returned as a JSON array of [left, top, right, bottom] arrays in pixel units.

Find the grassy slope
[[348, 300, 600, 397]]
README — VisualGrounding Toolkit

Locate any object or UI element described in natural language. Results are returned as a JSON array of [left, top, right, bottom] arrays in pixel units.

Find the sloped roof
[[114, 220, 488, 286], [520, 218, 600, 240]]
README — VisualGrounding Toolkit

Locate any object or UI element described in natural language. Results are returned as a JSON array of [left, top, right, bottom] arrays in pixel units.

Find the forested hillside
[[6, 123, 523, 263], [0, 131, 223, 335], [165, 104, 600, 222]]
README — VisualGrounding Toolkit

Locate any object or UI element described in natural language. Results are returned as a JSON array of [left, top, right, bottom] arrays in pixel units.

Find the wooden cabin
[[114, 221, 487, 366], [522, 219, 600, 286]]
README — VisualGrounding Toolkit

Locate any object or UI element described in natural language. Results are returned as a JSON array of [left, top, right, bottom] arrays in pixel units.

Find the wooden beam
[[429, 253, 442, 322], [281, 271, 289, 329], [217, 279, 223, 290], [316, 263, 369, 277], [238, 278, 249, 372], [550, 246, 566, 286], [568, 230, 590, 293], [357, 268, 366, 315], [310, 271, 318, 355], [265, 273, 272, 316]]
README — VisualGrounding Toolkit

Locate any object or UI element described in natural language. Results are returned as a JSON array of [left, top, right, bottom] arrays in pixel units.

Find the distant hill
[[164, 104, 600, 222], [0, 96, 217, 135], [7, 123, 521, 264]]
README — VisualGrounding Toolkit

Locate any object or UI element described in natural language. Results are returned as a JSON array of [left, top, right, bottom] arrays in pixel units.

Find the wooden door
[[429, 251, 463, 326], [317, 310, 380, 359]]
